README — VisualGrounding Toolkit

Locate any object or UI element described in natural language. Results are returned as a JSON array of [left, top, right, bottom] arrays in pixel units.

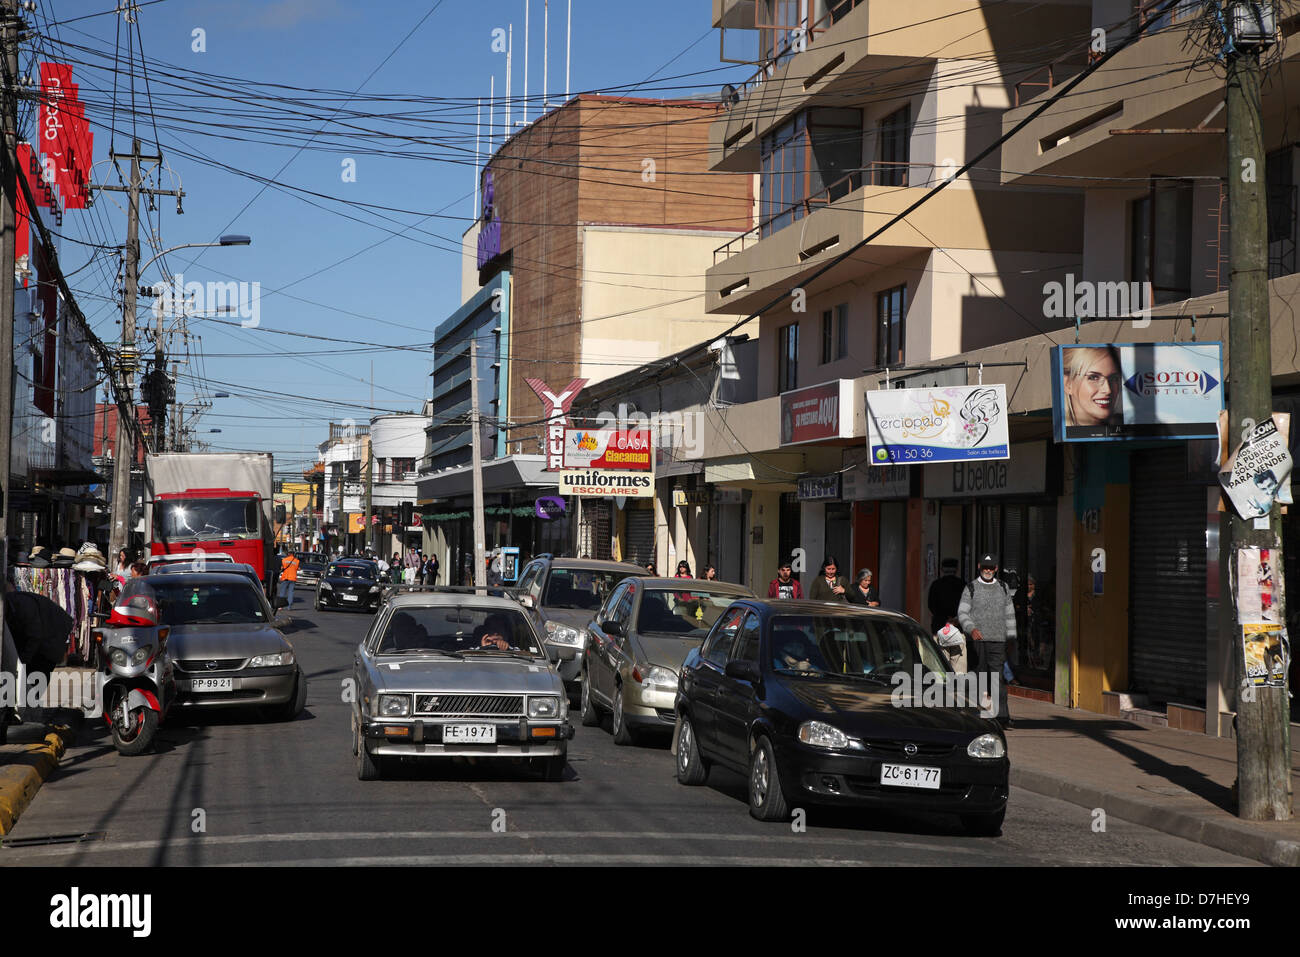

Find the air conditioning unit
[[1230, 1, 1278, 47]]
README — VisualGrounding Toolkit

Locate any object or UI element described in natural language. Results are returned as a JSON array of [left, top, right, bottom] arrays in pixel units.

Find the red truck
[[144, 452, 278, 591]]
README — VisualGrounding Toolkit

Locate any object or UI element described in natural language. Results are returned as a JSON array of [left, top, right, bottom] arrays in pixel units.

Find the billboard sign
[[557, 470, 655, 498], [797, 474, 841, 501], [524, 377, 586, 470], [1051, 342, 1223, 442], [866, 385, 1009, 465], [780, 379, 855, 446], [562, 429, 652, 470]]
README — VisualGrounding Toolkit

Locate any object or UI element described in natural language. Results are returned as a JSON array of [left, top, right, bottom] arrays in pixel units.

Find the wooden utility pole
[[469, 336, 486, 586], [1225, 16, 1292, 821], [363, 438, 374, 555]]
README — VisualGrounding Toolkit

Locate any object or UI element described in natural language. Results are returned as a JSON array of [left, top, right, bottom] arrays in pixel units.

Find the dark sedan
[[315, 559, 382, 612], [674, 599, 1009, 835]]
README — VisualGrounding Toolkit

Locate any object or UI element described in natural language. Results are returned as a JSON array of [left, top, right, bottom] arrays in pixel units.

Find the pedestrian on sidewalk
[[808, 556, 848, 602], [957, 553, 1016, 728], [4, 578, 73, 712], [767, 559, 803, 599], [847, 568, 880, 607], [702, 565, 718, 582], [928, 557, 965, 634]]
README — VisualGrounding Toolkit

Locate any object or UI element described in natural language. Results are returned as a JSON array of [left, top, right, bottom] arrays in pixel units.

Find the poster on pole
[[1219, 417, 1294, 519], [1241, 624, 1287, 687], [866, 384, 1009, 465], [1235, 547, 1278, 625]]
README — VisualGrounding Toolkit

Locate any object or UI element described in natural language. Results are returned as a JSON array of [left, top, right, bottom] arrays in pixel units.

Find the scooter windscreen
[[108, 588, 160, 628]]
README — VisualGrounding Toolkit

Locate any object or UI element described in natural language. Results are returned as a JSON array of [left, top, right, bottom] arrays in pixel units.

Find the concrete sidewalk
[[1006, 696, 1300, 866], [0, 712, 81, 836]]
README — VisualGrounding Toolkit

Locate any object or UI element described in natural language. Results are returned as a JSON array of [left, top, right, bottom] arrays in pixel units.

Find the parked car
[[136, 571, 306, 720], [514, 556, 650, 699], [351, 589, 573, 781], [674, 599, 1009, 834], [315, 558, 382, 612], [581, 577, 754, 744]]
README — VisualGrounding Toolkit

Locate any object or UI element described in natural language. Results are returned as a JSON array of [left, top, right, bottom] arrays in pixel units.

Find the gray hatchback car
[[351, 589, 573, 781], [514, 556, 650, 699]]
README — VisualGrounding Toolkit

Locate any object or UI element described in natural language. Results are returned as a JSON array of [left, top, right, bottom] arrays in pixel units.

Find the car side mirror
[[725, 659, 761, 683], [519, 594, 535, 609], [601, 620, 622, 637]]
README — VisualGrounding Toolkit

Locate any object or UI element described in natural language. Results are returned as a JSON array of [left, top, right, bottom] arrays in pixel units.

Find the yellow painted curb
[[0, 729, 72, 836]]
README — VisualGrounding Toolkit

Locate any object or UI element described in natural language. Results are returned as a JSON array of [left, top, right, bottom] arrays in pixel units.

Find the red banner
[[37, 64, 92, 210]]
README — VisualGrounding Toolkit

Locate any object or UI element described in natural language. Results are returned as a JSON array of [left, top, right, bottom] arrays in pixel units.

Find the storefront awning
[[415, 454, 557, 500]]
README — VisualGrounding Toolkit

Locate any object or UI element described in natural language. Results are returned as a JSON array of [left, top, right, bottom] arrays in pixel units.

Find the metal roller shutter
[[578, 501, 612, 560], [624, 508, 655, 567], [1128, 447, 1207, 706]]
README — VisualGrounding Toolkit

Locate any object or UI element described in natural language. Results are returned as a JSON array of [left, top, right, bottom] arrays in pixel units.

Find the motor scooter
[[93, 587, 175, 755]]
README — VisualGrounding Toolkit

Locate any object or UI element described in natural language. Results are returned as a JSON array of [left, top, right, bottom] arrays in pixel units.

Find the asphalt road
[[0, 595, 1258, 867]]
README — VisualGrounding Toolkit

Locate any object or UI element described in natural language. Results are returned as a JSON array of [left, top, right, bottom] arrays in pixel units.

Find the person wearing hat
[[957, 553, 1016, 728]]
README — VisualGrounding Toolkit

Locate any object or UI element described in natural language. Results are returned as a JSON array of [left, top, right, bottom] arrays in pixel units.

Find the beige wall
[[579, 226, 743, 387], [461, 221, 481, 306]]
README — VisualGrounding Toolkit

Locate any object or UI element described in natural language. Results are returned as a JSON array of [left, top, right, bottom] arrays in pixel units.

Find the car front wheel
[[676, 714, 708, 786], [611, 686, 637, 746], [579, 669, 601, 727], [356, 721, 382, 781], [748, 736, 789, 821]]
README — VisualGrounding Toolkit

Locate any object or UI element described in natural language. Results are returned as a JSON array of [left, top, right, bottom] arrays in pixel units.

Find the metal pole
[[0, 0, 20, 635], [523, 0, 529, 124], [544, 0, 549, 107], [1225, 35, 1292, 821], [109, 140, 142, 562], [469, 337, 486, 587], [565, 0, 571, 100], [475, 98, 481, 220]]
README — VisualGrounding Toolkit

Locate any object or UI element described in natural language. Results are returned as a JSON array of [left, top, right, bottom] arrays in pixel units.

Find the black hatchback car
[[315, 559, 382, 613], [675, 599, 1009, 835]]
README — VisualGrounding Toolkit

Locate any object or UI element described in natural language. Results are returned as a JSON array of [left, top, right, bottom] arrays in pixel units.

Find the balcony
[[706, 162, 1083, 314], [1002, 12, 1300, 186], [711, 0, 1090, 173]]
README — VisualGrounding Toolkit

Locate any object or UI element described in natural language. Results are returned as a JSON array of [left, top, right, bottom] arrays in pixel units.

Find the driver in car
[[474, 614, 515, 650], [775, 632, 822, 672]]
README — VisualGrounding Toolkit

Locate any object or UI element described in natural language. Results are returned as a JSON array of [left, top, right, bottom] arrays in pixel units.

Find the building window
[[778, 322, 799, 393], [759, 108, 862, 238], [391, 457, 415, 478], [1267, 146, 1296, 278], [821, 304, 848, 363], [877, 285, 906, 367], [1131, 178, 1193, 304], [873, 105, 910, 187]]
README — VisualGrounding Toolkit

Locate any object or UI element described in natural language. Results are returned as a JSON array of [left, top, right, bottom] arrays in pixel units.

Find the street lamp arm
[[139, 235, 252, 278]]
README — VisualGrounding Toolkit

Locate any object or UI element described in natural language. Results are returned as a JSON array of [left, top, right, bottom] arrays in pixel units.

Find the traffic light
[[274, 504, 286, 523], [400, 501, 413, 526]]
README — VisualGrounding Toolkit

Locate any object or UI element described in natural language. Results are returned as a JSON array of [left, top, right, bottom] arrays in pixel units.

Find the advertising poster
[[1235, 547, 1277, 625], [780, 379, 854, 446], [562, 429, 652, 470], [1051, 342, 1223, 442], [1219, 418, 1294, 520], [866, 384, 1009, 465], [1241, 624, 1287, 687]]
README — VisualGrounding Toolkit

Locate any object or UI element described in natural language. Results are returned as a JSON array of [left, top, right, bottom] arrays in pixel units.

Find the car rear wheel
[[961, 809, 1005, 837], [579, 668, 601, 727], [274, 671, 307, 721], [356, 720, 382, 781], [611, 686, 637, 746], [675, 714, 709, 786], [748, 736, 789, 821]]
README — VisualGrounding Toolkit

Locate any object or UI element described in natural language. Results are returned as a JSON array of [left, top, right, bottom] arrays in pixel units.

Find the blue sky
[[38, 0, 746, 478]]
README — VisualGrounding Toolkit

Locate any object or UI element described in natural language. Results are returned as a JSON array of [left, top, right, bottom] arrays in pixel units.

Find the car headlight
[[967, 733, 1006, 759], [378, 694, 410, 717], [369, 585, 380, 593], [131, 646, 153, 665], [528, 695, 561, 719], [634, 664, 677, 691], [249, 651, 294, 668], [544, 621, 586, 648], [798, 720, 851, 750], [321, 581, 333, 590], [109, 648, 128, 667]]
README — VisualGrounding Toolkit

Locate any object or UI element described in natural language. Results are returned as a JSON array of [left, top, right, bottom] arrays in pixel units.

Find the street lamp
[[138, 234, 252, 278]]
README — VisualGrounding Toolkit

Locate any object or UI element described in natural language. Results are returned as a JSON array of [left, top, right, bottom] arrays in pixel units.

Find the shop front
[[841, 449, 913, 614], [923, 440, 1060, 692]]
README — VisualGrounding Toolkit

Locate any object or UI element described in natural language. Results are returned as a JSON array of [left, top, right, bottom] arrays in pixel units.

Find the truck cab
[[150, 488, 275, 589]]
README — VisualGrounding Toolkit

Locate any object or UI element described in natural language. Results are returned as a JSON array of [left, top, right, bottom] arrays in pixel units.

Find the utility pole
[[1224, 7, 1291, 821], [469, 336, 486, 587], [363, 438, 374, 555], [0, 0, 20, 640]]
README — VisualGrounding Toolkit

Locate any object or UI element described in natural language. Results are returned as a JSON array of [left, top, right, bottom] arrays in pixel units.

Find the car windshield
[[158, 498, 260, 541], [375, 607, 543, 656], [770, 614, 950, 680], [329, 563, 374, 581], [637, 589, 738, 637], [542, 568, 627, 610], [140, 579, 269, 626]]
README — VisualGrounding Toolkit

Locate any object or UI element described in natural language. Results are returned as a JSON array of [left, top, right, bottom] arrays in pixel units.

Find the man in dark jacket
[[928, 558, 965, 634], [2, 582, 73, 731]]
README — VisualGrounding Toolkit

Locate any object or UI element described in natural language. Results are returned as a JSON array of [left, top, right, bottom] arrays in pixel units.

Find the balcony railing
[[713, 162, 931, 264], [725, 0, 866, 110]]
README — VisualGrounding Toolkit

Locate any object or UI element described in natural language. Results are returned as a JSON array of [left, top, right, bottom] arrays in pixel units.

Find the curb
[[1011, 766, 1300, 867], [0, 726, 75, 836]]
